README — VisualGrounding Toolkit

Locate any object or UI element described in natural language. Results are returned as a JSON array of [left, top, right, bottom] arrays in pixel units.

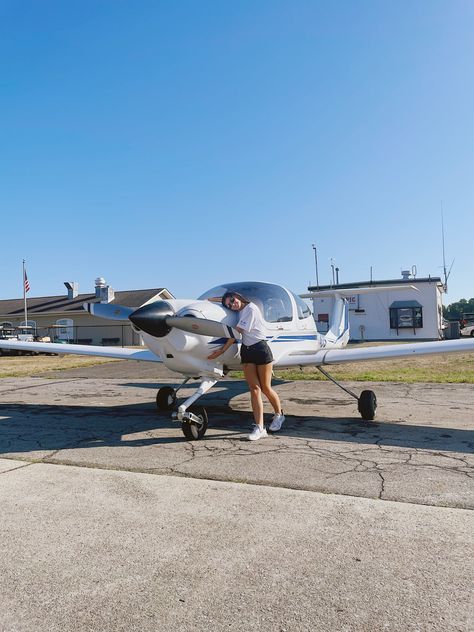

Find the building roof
[[0, 288, 171, 318], [390, 300, 423, 308], [307, 277, 443, 292]]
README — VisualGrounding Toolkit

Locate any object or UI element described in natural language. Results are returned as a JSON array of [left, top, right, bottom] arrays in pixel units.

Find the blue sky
[[1, 1, 473, 303]]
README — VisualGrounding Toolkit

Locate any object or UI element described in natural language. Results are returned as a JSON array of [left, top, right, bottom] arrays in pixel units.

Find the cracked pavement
[[0, 363, 472, 508]]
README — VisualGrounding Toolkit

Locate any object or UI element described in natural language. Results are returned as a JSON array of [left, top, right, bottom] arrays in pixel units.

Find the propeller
[[166, 316, 240, 339], [129, 302, 240, 339], [84, 302, 135, 320]]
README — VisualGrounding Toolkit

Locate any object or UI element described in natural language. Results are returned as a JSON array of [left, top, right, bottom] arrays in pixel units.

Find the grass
[[0, 354, 118, 378], [271, 353, 474, 383]]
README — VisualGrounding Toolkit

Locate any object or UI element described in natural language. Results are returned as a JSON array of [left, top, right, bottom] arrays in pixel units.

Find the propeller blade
[[166, 316, 240, 339], [84, 302, 135, 321]]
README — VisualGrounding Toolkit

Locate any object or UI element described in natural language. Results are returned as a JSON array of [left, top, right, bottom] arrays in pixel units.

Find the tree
[[443, 298, 474, 320]]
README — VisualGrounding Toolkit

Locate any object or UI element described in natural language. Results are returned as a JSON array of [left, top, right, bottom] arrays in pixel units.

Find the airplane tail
[[300, 284, 418, 349], [324, 294, 350, 348]]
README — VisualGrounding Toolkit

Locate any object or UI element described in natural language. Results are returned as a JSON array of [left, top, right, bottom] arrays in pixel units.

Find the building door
[[55, 319, 74, 342]]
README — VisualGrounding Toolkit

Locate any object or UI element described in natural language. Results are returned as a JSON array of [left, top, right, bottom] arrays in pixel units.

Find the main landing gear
[[316, 367, 377, 421], [156, 378, 216, 440]]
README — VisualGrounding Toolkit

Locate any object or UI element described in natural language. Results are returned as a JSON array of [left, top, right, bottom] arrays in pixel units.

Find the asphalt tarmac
[[0, 361, 473, 631]]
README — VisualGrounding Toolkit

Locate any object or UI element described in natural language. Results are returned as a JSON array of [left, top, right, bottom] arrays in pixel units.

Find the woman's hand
[[208, 339, 235, 360]]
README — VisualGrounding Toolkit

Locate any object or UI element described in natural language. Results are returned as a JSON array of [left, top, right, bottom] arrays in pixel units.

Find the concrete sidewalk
[[1, 459, 472, 632]]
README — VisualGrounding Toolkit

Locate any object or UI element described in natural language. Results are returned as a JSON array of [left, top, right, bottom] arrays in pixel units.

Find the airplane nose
[[129, 301, 175, 337]]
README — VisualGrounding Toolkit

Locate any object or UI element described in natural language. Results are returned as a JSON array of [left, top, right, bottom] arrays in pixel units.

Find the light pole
[[312, 244, 319, 289]]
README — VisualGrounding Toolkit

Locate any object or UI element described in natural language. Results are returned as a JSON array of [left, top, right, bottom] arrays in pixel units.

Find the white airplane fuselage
[[140, 288, 347, 378]]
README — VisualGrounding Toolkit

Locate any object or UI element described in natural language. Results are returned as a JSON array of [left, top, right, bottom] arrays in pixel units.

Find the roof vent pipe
[[64, 282, 79, 299], [95, 277, 106, 298], [95, 277, 115, 303], [401, 270, 411, 280]]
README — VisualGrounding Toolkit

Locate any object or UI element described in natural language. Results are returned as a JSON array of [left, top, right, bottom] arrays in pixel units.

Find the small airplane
[[1, 280, 474, 440]]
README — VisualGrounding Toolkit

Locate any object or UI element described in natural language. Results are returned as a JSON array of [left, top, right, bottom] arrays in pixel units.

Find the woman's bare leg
[[257, 363, 282, 414], [242, 363, 264, 427]]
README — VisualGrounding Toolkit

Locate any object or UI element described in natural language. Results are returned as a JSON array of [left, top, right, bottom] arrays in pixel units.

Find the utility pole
[[312, 244, 319, 289], [23, 259, 28, 326]]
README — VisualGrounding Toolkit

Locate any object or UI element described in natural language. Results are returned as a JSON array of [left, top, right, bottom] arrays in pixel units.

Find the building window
[[55, 319, 74, 341], [389, 301, 423, 330]]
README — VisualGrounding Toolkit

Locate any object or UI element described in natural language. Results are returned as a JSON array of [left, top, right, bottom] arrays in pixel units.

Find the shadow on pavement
[[0, 399, 472, 455]]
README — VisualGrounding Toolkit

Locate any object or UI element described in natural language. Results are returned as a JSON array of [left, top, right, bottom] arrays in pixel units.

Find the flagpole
[[23, 259, 28, 326]]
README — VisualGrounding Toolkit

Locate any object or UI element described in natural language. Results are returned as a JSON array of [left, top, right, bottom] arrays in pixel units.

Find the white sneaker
[[247, 424, 268, 441], [269, 413, 285, 432]]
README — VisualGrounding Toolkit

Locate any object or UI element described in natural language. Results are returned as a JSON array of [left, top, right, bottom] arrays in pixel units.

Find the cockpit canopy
[[198, 281, 311, 323]]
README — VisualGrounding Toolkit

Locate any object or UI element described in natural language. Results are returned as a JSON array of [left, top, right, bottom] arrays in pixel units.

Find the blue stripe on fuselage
[[208, 337, 229, 345], [209, 334, 317, 345], [271, 335, 318, 341]]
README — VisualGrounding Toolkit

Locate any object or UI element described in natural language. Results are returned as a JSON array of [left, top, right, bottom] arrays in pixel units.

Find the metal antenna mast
[[441, 203, 447, 290], [312, 244, 319, 289], [441, 202, 454, 292]]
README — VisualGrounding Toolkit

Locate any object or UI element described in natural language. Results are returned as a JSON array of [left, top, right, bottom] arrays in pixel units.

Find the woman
[[207, 291, 285, 440]]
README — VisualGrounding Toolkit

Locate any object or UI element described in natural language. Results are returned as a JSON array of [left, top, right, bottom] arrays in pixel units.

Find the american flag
[[24, 269, 30, 293]]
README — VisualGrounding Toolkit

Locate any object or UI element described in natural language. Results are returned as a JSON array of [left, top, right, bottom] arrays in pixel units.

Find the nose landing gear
[[156, 378, 216, 440], [180, 406, 208, 440]]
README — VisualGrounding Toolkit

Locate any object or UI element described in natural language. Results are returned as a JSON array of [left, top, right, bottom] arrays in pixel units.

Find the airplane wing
[[0, 340, 161, 362], [281, 338, 474, 368]]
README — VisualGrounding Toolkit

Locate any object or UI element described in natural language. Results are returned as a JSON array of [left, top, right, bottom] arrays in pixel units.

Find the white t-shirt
[[237, 303, 266, 346]]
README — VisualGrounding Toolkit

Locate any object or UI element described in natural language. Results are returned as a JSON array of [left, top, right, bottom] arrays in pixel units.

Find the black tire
[[156, 386, 177, 411], [358, 390, 377, 421], [470, 330, 474, 337], [182, 406, 208, 440]]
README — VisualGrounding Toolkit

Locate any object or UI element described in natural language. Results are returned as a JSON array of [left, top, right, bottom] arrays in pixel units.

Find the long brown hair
[[221, 291, 249, 308]]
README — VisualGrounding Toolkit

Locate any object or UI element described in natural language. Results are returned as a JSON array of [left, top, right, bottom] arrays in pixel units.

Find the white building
[[306, 275, 445, 341]]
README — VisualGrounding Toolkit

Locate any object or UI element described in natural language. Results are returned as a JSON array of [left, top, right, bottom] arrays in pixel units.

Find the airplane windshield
[[199, 281, 293, 323], [290, 291, 312, 319]]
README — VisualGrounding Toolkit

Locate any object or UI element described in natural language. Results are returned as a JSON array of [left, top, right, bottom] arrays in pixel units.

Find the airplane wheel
[[182, 406, 208, 441], [156, 386, 176, 411], [358, 390, 377, 421]]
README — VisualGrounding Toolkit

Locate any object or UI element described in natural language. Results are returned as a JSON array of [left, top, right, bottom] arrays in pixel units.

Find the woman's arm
[[207, 337, 236, 360]]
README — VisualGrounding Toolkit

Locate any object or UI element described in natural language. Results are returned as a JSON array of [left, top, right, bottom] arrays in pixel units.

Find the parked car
[[0, 324, 37, 355], [0, 324, 18, 354], [460, 323, 474, 337], [16, 325, 35, 342]]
